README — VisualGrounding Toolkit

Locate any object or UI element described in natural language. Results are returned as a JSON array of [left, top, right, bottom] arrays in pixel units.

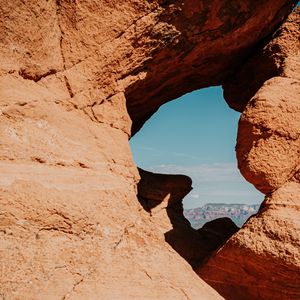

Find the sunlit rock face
[[198, 10, 300, 300], [0, 0, 298, 299]]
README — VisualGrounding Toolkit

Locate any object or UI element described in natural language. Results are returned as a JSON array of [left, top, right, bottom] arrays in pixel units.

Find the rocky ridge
[[184, 203, 259, 228]]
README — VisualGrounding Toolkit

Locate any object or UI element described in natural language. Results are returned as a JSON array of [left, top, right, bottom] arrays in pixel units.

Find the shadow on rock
[[137, 167, 239, 269]]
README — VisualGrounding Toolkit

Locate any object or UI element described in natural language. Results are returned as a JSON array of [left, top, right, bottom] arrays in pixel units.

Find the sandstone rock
[[138, 167, 192, 206], [126, 0, 298, 134], [237, 76, 300, 194], [197, 217, 239, 262], [223, 8, 300, 112], [1, 0, 293, 133], [138, 168, 201, 267], [0, 0, 298, 299], [0, 106, 221, 300], [198, 9, 300, 300], [198, 182, 300, 300], [231, 9, 300, 195], [193, 218, 239, 269]]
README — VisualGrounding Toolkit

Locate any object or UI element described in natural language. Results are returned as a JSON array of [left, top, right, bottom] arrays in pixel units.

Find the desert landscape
[[184, 203, 259, 228], [0, 1, 299, 299]]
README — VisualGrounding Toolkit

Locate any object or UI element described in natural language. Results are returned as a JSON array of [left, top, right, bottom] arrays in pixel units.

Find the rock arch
[[0, 1, 298, 299]]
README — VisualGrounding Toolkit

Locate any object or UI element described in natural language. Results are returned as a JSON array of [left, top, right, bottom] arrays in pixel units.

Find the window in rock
[[130, 86, 263, 228]]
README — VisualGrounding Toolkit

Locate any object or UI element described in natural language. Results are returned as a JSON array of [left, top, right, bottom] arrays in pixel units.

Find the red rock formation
[[223, 7, 300, 113], [198, 9, 300, 300], [198, 182, 300, 300], [0, 0, 298, 299], [126, 0, 298, 134]]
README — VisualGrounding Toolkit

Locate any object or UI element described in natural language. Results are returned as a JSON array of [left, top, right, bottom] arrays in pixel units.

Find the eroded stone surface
[[0, 1, 298, 299], [237, 76, 300, 194], [198, 9, 300, 300], [1, 0, 296, 133], [230, 9, 300, 195], [223, 9, 300, 112], [0, 82, 221, 299], [198, 182, 300, 300]]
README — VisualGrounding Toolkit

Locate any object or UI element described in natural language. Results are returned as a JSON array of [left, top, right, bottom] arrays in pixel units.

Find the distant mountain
[[184, 203, 260, 229]]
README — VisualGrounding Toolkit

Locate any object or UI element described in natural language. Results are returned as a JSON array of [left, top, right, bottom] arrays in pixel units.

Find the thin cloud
[[133, 146, 161, 153], [167, 151, 200, 160], [148, 163, 263, 207], [149, 163, 243, 183], [132, 146, 200, 161], [196, 190, 259, 197], [189, 193, 200, 199]]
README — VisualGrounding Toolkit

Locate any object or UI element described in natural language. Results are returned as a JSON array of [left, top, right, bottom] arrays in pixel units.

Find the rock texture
[[223, 7, 300, 112], [0, 0, 298, 299], [126, 0, 298, 134], [198, 182, 300, 300], [198, 9, 300, 300], [0, 88, 219, 299]]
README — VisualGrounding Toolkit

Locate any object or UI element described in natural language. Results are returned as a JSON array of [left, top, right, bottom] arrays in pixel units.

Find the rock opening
[[129, 87, 261, 270]]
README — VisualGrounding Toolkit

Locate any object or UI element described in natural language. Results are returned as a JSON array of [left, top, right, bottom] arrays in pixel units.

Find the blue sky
[[130, 86, 263, 209]]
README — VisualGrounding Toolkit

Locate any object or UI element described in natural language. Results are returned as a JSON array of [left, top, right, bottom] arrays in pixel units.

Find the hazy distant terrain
[[184, 203, 260, 228]]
